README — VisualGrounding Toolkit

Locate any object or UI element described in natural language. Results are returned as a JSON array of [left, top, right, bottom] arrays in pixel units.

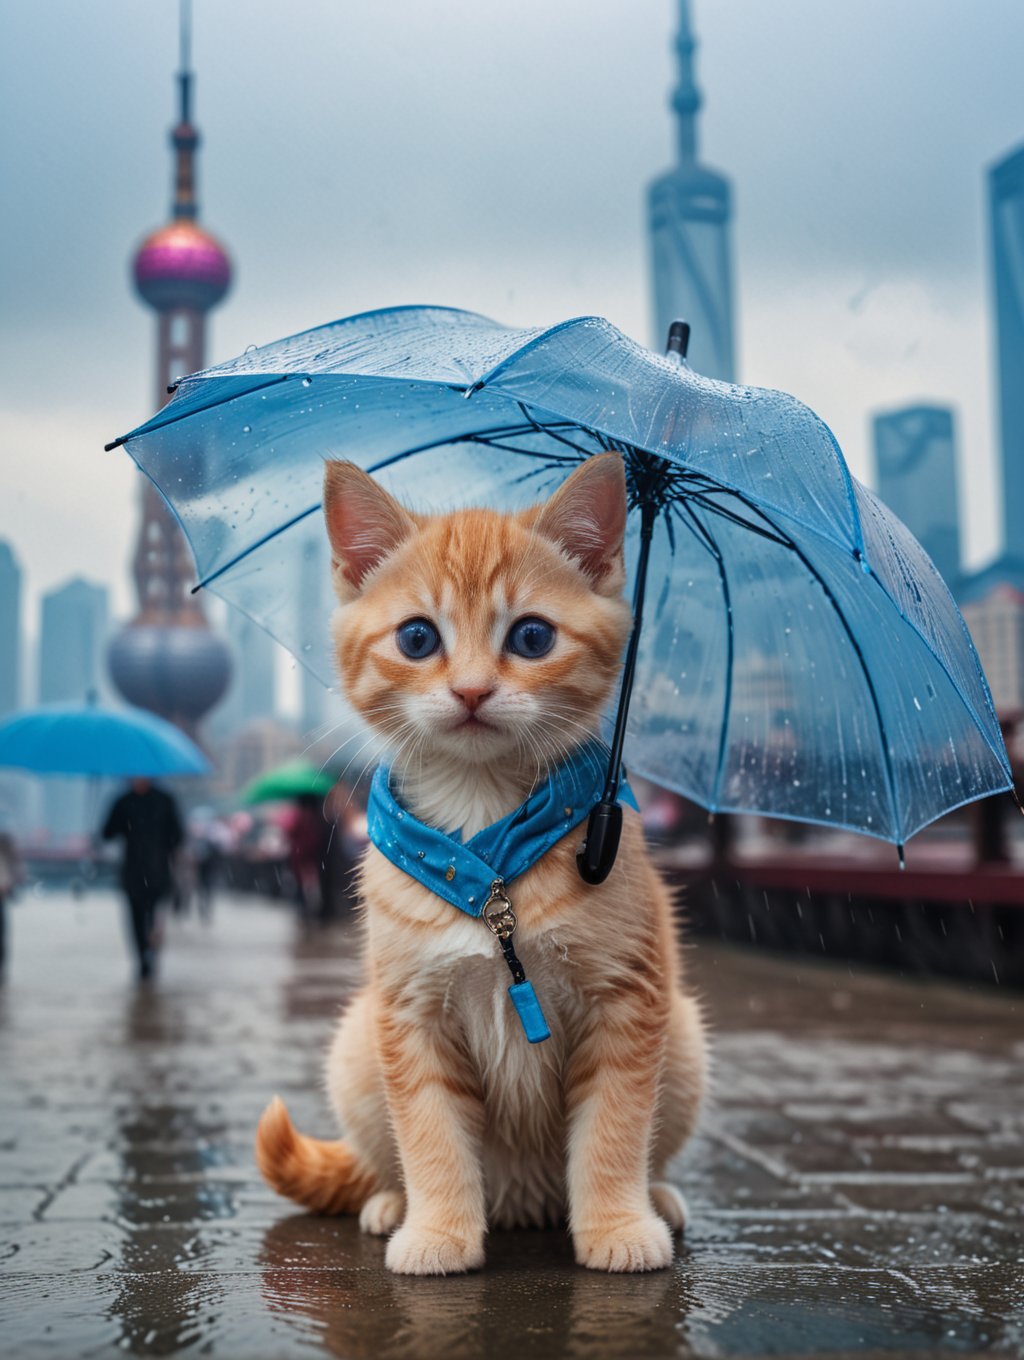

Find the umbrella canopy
[[241, 758, 335, 806], [107, 306, 1012, 852], [0, 703, 210, 778]]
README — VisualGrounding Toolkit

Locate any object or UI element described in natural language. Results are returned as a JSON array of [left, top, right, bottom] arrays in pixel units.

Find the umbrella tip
[[666, 320, 690, 362], [897, 843, 906, 871]]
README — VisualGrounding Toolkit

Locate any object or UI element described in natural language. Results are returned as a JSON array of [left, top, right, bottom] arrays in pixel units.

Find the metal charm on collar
[[483, 880, 517, 941], [482, 878, 550, 1045]]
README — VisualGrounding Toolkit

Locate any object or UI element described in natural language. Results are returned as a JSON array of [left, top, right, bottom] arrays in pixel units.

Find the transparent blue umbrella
[[107, 306, 1012, 868]]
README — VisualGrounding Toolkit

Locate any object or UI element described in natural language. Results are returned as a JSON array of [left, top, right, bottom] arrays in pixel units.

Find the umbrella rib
[[364, 419, 579, 475], [515, 403, 604, 460], [857, 568, 1013, 782], [739, 502, 904, 842], [678, 504, 734, 812], [688, 486, 1011, 828], [192, 502, 323, 593], [105, 376, 293, 451]]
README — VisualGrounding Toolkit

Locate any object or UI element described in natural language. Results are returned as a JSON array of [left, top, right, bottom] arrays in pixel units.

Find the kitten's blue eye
[[396, 618, 441, 660], [505, 617, 555, 659]]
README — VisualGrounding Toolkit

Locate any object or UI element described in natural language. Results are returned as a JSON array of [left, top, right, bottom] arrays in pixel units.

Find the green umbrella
[[241, 758, 335, 806]]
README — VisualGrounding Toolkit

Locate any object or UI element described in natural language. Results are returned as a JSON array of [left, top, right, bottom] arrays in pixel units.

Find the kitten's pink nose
[[451, 684, 494, 712]]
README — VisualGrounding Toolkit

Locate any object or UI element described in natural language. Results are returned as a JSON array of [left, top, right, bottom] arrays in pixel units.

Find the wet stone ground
[[1, 889, 1022, 1359]]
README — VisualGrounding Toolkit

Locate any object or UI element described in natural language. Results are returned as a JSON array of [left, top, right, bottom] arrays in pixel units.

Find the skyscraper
[[990, 144, 1024, 558], [216, 610, 278, 735], [648, 0, 736, 380], [0, 543, 27, 836], [107, 1, 231, 734], [873, 405, 961, 586], [38, 579, 109, 841], [0, 542, 21, 718]]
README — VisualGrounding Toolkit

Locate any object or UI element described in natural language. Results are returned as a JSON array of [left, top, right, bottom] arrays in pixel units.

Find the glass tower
[[873, 405, 961, 587], [38, 579, 109, 841], [0, 542, 20, 719], [991, 145, 1024, 559], [648, 0, 736, 380]]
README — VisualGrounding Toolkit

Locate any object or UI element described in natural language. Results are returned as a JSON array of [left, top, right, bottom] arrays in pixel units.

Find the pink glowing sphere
[[133, 221, 232, 313]]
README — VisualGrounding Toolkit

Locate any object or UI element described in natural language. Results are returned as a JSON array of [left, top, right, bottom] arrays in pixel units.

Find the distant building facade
[[873, 405, 961, 586], [216, 610, 278, 736], [990, 145, 1024, 558], [0, 542, 21, 718], [961, 583, 1024, 715], [0, 543, 28, 836], [648, 0, 736, 379], [298, 532, 330, 737], [218, 718, 301, 797], [38, 578, 110, 841]]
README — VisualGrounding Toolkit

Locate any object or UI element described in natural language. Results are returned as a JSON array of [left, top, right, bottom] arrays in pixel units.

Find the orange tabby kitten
[[256, 452, 707, 1274]]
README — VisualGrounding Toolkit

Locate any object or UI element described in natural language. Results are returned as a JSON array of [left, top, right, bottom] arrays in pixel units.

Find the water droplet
[[301, 376, 312, 388], [242, 425, 251, 434], [913, 696, 922, 711]]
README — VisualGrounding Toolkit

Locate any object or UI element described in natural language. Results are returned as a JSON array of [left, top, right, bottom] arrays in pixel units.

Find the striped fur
[[255, 454, 708, 1274]]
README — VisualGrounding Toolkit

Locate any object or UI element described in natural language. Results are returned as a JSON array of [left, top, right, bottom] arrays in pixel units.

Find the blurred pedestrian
[[101, 778, 184, 979], [191, 826, 225, 922], [286, 794, 331, 924], [0, 828, 21, 973]]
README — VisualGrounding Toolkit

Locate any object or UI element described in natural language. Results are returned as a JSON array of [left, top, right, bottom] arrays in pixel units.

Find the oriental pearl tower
[[108, 1, 232, 734]]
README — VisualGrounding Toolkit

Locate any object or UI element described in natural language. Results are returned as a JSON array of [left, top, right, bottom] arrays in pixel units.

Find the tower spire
[[172, 0, 198, 220], [648, 0, 736, 381], [671, 0, 701, 165]]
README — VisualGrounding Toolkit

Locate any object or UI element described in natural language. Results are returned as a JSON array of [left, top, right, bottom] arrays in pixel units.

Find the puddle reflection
[[259, 1214, 685, 1360], [103, 985, 232, 1355]]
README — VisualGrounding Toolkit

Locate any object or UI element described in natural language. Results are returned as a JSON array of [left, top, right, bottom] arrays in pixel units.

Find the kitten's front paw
[[385, 1223, 485, 1275], [573, 1213, 673, 1272], [359, 1189, 405, 1236]]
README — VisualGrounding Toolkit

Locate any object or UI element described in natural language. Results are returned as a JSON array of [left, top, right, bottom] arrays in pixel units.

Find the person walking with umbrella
[[101, 778, 185, 979]]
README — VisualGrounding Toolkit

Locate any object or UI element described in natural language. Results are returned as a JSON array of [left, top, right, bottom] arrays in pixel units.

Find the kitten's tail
[[255, 1096, 375, 1215]]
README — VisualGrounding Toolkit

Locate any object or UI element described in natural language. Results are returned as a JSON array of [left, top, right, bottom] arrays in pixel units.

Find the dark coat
[[102, 787, 184, 900]]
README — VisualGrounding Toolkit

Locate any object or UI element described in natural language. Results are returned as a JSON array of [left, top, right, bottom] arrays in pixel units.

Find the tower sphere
[[133, 220, 231, 313], [108, 623, 231, 727]]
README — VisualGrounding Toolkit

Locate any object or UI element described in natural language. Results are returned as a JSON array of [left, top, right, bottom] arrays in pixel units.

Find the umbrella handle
[[576, 800, 623, 885]]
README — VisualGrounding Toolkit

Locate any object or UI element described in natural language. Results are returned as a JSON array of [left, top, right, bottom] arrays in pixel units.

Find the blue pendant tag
[[508, 981, 551, 1044]]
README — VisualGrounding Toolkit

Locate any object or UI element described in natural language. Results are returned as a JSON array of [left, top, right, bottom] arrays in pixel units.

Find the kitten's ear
[[323, 461, 416, 597], [531, 453, 627, 594]]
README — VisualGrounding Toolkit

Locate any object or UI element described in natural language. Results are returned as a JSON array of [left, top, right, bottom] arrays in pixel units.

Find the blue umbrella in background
[[0, 702, 211, 778], [106, 305, 1013, 874]]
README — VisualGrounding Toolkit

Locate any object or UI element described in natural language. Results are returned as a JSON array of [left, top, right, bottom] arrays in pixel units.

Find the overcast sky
[[3, 0, 1023, 652]]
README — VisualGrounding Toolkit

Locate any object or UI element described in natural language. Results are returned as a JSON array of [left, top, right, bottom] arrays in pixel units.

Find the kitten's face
[[323, 455, 632, 769]]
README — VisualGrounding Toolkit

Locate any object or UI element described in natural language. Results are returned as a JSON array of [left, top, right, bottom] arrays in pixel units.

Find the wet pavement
[[1, 888, 1021, 1359]]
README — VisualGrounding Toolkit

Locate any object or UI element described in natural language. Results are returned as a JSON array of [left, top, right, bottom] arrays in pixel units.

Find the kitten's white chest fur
[[395, 754, 542, 839]]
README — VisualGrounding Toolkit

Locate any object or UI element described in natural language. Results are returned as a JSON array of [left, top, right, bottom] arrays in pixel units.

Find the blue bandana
[[366, 740, 638, 1044]]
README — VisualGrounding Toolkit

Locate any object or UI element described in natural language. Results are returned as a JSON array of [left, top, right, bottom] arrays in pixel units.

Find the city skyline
[[3, 1, 1024, 702]]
